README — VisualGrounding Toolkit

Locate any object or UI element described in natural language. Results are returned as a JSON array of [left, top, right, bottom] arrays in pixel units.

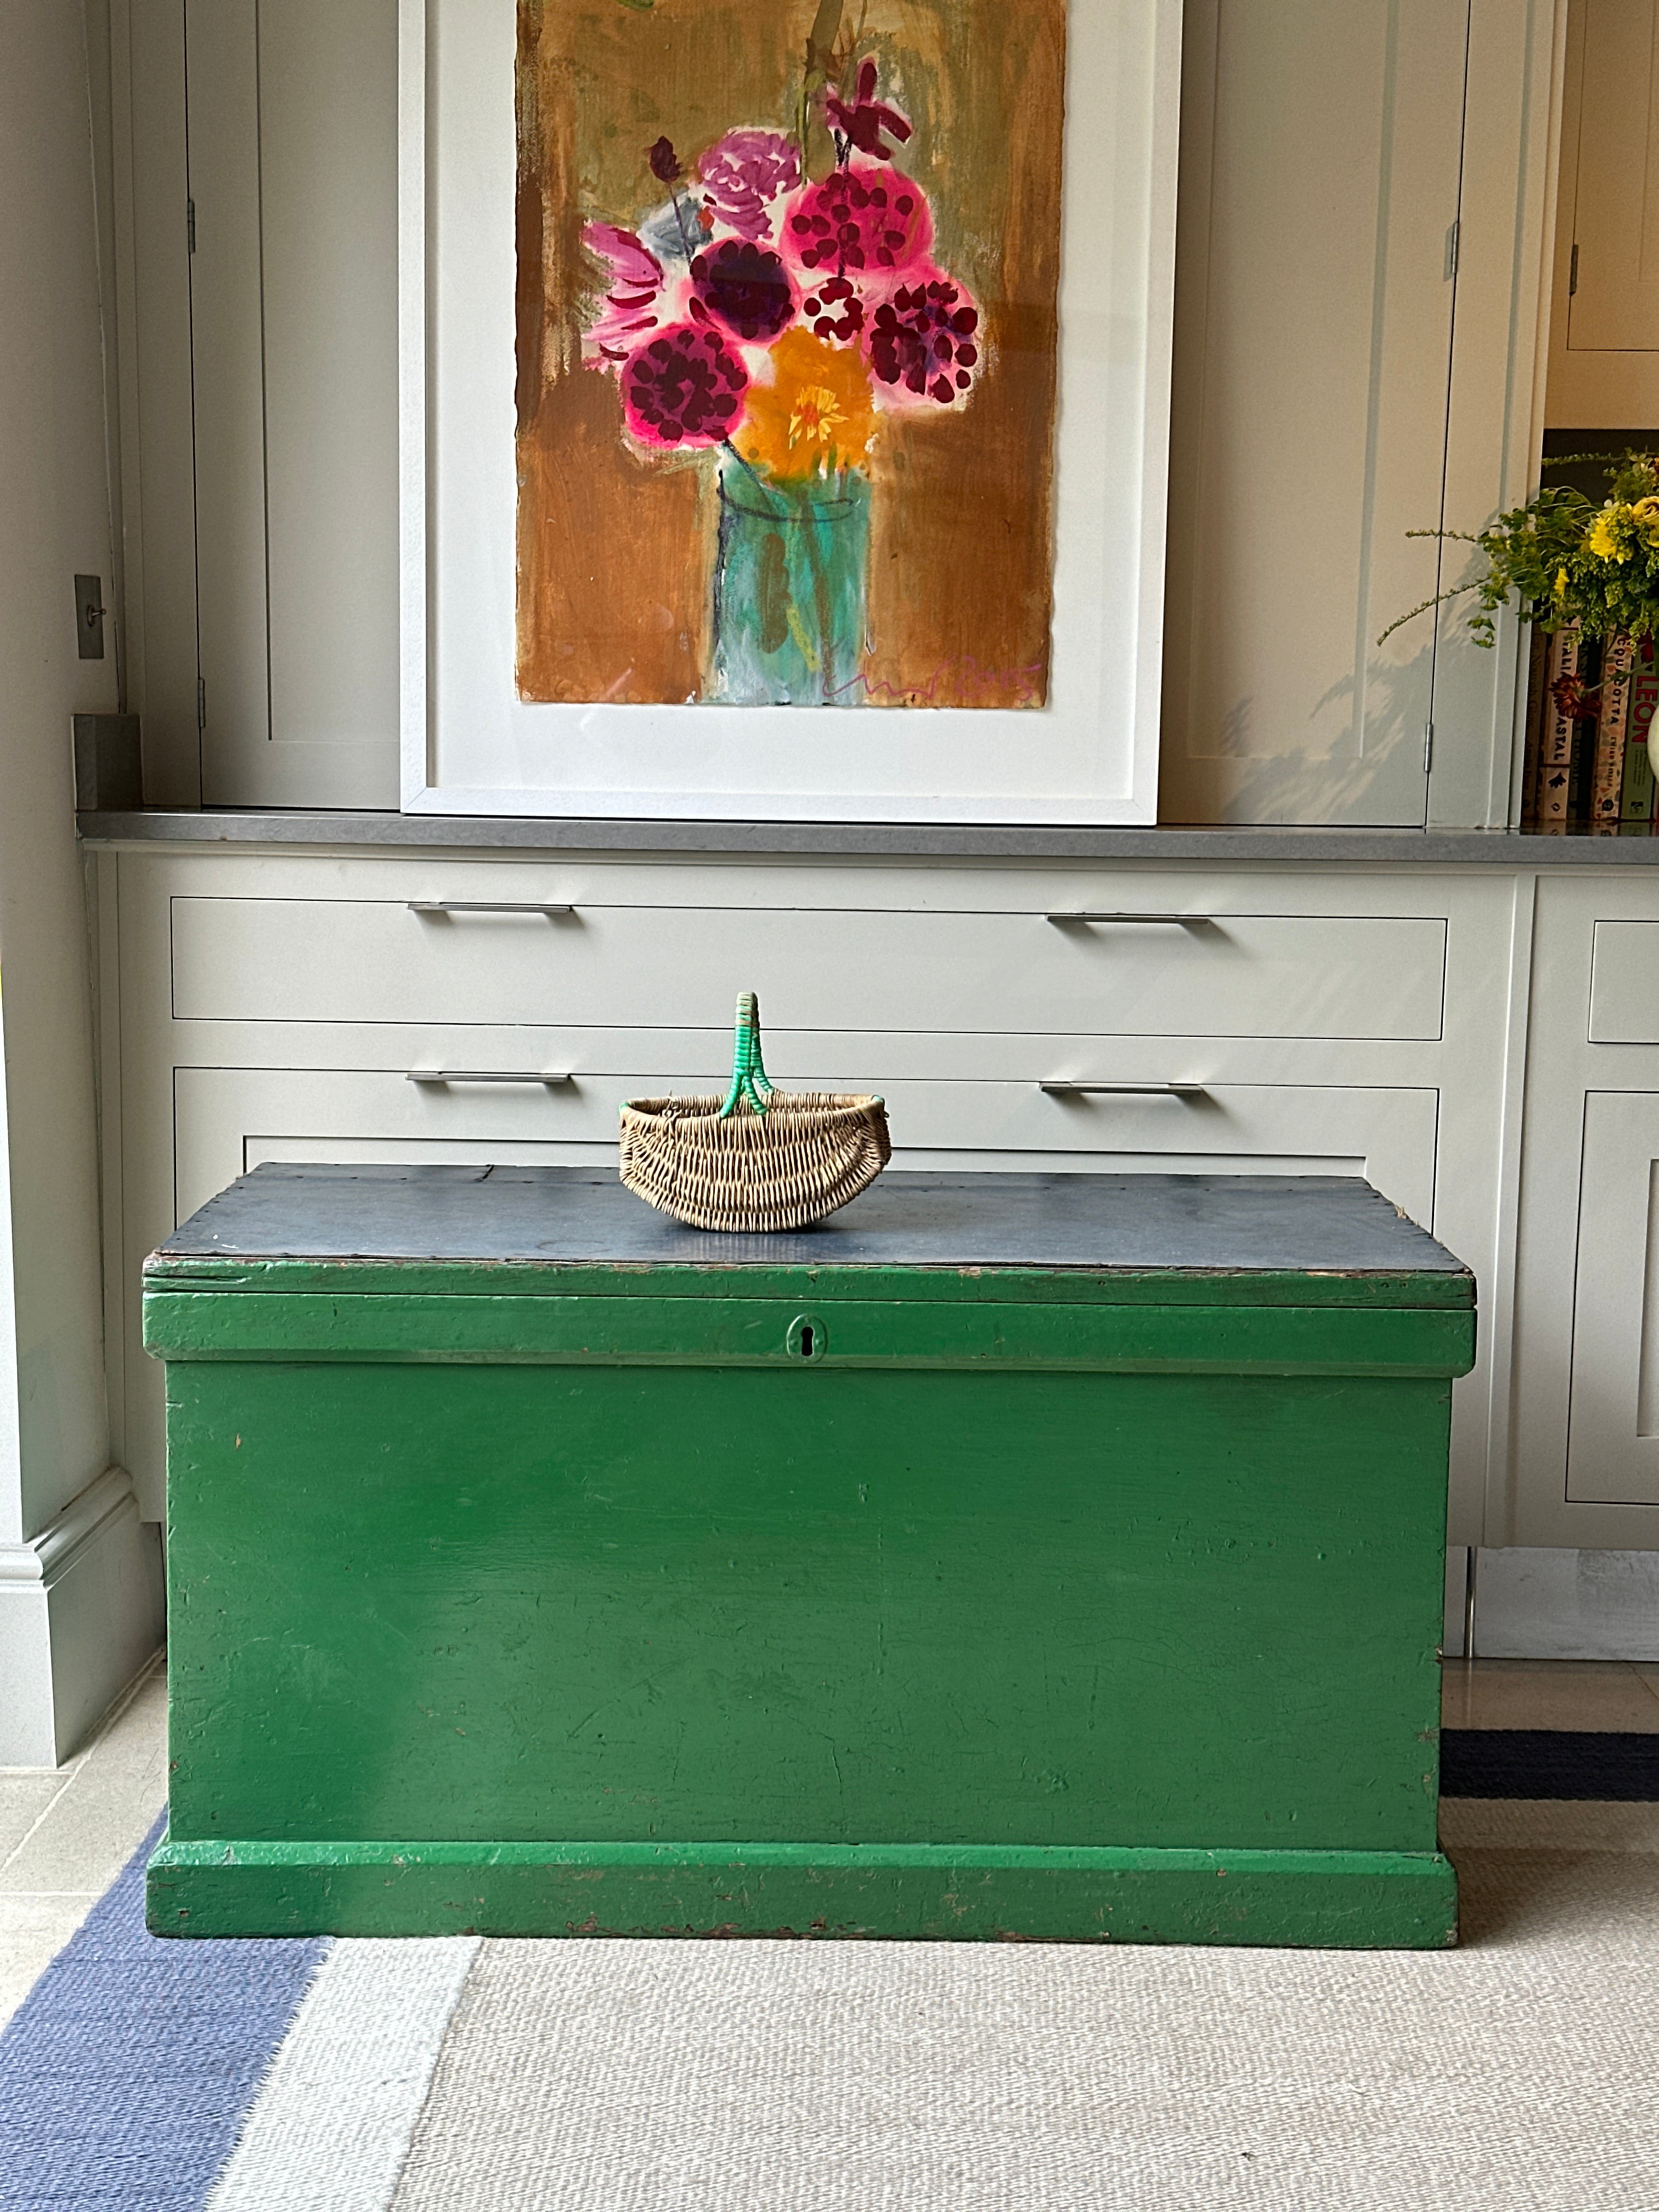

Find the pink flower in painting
[[799, 272, 864, 345], [865, 268, 981, 406], [825, 60, 913, 163], [696, 130, 800, 242], [783, 161, 931, 285], [690, 238, 797, 343], [620, 322, 748, 447], [581, 223, 667, 367]]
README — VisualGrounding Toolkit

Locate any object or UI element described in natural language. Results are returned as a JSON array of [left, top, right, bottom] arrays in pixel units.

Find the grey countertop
[[152, 1163, 1469, 1283], [74, 808, 1659, 865]]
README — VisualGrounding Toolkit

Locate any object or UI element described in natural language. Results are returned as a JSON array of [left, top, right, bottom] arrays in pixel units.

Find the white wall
[[0, 0, 161, 1762]]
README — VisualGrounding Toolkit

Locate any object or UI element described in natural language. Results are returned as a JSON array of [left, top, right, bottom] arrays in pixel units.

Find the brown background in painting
[[516, 0, 1065, 709]]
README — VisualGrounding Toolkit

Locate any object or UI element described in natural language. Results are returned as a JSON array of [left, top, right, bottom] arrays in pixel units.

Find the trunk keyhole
[[786, 1312, 826, 1362]]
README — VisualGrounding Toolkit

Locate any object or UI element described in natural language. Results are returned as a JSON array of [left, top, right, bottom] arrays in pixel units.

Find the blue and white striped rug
[[3, 1805, 1658, 2211], [0, 1816, 474, 2212]]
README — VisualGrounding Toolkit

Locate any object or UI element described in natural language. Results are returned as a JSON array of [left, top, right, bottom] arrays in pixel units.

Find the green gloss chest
[[144, 1165, 1473, 1947]]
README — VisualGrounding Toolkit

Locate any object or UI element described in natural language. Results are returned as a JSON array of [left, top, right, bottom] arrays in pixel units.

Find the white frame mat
[[399, 0, 1180, 822]]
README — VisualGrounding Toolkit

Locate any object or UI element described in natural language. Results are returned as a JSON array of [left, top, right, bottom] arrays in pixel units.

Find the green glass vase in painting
[[711, 456, 870, 706]]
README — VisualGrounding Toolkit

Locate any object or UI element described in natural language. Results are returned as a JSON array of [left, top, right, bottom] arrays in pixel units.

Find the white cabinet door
[[184, 0, 399, 806], [1565, 1, 1659, 354], [1543, 0, 1659, 428], [1161, 0, 1468, 826], [1511, 876, 1659, 1547], [1567, 1092, 1659, 1507]]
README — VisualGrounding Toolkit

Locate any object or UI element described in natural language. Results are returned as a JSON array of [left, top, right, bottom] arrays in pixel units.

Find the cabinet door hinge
[[1570, 241, 1579, 296], [1444, 218, 1459, 282], [187, 196, 196, 253], [196, 678, 206, 731], [1424, 724, 1435, 775]]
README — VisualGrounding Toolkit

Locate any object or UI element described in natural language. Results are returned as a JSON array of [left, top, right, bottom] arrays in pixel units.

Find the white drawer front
[[170, 1067, 1437, 1231], [170, 896, 1447, 1042], [1589, 921, 1659, 1044]]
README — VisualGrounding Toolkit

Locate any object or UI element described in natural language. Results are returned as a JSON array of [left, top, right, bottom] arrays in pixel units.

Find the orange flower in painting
[[736, 329, 876, 483]]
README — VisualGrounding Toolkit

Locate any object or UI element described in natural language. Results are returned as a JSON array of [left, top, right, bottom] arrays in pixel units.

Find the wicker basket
[[619, 993, 891, 1232]]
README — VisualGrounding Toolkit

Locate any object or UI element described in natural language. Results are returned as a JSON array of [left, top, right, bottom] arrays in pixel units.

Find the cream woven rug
[[4, 1803, 1655, 2210], [387, 1820, 1659, 2212]]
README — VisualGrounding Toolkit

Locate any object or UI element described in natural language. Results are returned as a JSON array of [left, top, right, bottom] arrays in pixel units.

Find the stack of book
[[1522, 625, 1658, 833]]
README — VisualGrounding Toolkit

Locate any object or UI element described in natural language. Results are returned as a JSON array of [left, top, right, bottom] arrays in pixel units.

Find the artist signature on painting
[[831, 657, 1047, 709]]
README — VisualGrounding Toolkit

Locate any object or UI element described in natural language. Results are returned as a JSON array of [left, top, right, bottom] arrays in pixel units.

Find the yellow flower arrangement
[[1583, 494, 1659, 565], [1587, 507, 1624, 561], [1385, 450, 1659, 651], [735, 329, 876, 483]]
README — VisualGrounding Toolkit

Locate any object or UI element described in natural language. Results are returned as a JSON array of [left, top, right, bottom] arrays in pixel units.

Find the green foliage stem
[[1379, 450, 1659, 649]]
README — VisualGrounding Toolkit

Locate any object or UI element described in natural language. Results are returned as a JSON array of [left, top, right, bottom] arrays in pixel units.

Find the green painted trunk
[[143, 1167, 1474, 1948]]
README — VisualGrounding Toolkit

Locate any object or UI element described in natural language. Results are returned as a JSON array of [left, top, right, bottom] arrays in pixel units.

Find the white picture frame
[[400, 0, 1180, 823]]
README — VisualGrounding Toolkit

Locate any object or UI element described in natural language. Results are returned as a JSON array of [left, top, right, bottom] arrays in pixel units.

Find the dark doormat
[[1440, 1730, 1659, 1799]]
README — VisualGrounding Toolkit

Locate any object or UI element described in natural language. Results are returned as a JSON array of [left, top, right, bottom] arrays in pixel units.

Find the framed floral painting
[[401, 0, 1179, 821]]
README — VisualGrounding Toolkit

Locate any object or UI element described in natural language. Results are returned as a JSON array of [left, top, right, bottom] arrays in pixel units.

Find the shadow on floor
[[1450, 1845, 1659, 1949]]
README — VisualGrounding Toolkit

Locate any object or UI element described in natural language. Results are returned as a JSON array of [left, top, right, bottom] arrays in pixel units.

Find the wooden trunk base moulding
[[144, 1842, 1457, 1948], [142, 1166, 1475, 1949]]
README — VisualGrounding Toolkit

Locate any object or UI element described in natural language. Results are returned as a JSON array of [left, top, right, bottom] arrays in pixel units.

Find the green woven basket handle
[[718, 990, 775, 1118]]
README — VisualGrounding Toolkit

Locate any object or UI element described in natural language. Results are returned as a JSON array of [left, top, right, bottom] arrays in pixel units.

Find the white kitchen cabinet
[[111, 1049, 1437, 1531], [167, 892, 1448, 1041], [1160, 0, 1556, 830], [171, 1065, 1441, 1229], [1561, 2, 1659, 355], [1512, 877, 1659, 1547], [128, 0, 400, 807], [1545, 0, 1659, 427], [94, 845, 1520, 1537], [1588, 922, 1659, 1041], [1565, 1091, 1659, 1508], [1163, 0, 1461, 827]]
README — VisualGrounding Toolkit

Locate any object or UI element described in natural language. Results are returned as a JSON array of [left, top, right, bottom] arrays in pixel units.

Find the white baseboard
[[0, 1466, 164, 1764], [1471, 1546, 1659, 1662]]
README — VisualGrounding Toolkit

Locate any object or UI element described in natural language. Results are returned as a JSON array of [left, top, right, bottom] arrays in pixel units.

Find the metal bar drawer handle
[[1043, 911, 1212, 926], [407, 901, 576, 916], [1039, 1081, 1208, 1098], [406, 1070, 573, 1085]]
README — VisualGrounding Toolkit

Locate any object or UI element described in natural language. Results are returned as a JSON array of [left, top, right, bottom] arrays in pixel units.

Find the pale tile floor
[[1441, 1657, 1659, 1732], [0, 1656, 1655, 2033], [0, 1655, 168, 2032], [1436, 1660, 1659, 1852]]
